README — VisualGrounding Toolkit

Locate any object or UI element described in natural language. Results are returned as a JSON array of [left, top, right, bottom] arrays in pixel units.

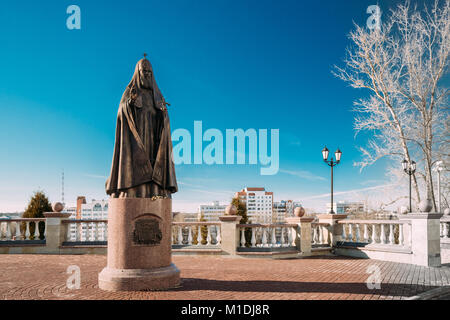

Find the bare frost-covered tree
[[334, 0, 449, 211]]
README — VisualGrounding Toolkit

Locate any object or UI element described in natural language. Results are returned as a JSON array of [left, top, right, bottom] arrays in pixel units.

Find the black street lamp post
[[322, 147, 342, 214], [402, 159, 416, 213]]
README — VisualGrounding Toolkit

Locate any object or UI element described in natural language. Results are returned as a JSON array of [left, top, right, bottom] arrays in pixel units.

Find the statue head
[[138, 58, 153, 89], [124, 55, 165, 109]]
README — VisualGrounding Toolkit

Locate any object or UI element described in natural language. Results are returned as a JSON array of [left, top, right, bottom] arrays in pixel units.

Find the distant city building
[[64, 197, 108, 241], [0, 212, 22, 219], [198, 201, 226, 221], [326, 201, 366, 214], [0, 213, 22, 234], [235, 187, 273, 223], [173, 212, 198, 222], [273, 200, 302, 222]]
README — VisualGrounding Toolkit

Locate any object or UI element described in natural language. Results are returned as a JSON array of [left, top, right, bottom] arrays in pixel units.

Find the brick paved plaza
[[1, 254, 449, 300]]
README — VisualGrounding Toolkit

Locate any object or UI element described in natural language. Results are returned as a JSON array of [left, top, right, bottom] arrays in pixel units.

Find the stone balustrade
[[440, 217, 450, 240], [172, 222, 221, 246], [0, 218, 46, 241], [236, 223, 297, 248], [311, 222, 331, 246], [62, 219, 108, 242], [337, 219, 411, 247], [0, 212, 446, 267]]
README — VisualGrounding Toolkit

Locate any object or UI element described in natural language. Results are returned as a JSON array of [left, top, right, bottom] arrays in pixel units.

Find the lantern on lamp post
[[322, 147, 342, 214], [402, 159, 416, 213]]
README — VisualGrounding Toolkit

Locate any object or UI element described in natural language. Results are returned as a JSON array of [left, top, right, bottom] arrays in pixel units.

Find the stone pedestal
[[219, 215, 241, 256], [43, 212, 71, 254], [98, 198, 180, 291], [316, 214, 348, 245], [286, 216, 315, 254], [399, 212, 443, 267]]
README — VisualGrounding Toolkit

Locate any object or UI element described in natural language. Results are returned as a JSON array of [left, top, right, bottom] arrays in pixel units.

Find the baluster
[[89, 222, 94, 241], [25, 221, 31, 240], [84, 222, 88, 241], [216, 226, 221, 245], [341, 223, 347, 241], [77, 223, 81, 241], [408, 223, 412, 245], [355, 224, 360, 242], [347, 223, 353, 242], [444, 223, 449, 239], [262, 227, 268, 247], [399, 224, 404, 246], [81, 223, 85, 241], [327, 226, 332, 245], [312, 226, 317, 244], [34, 221, 40, 240], [0, 222, 3, 240], [206, 226, 211, 245], [86, 223, 91, 241], [92, 222, 98, 241], [177, 226, 183, 244], [187, 226, 192, 245], [16, 221, 22, 240], [91, 222, 95, 241], [281, 227, 286, 247], [389, 224, 395, 245], [197, 226, 202, 245], [271, 228, 276, 247], [91, 222, 96, 241], [363, 224, 369, 243], [371, 224, 377, 243], [97, 223, 103, 241], [103, 223, 108, 241], [288, 227, 294, 247], [66, 223, 72, 241], [171, 225, 175, 244], [251, 227, 256, 247], [380, 224, 387, 244], [94, 222, 99, 241], [318, 226, 324, 244], [75, 223, 80, 241], [5, 221, 12, 240], [240, 228, 246, 247], [43, 221, 46, 239], [441, 223, 444, 237]]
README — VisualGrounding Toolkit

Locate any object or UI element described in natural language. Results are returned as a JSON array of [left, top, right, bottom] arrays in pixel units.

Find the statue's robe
[[106, 59, 178, 198]]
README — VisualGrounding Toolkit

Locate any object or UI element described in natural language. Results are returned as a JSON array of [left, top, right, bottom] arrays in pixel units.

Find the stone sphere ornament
[[294, 207, 305, 217], [52, 202, 64, 213], [225, 204, 237, 216], [444, 208, 450, 215], [400, 206, 408, 214], [419, 199, 433, 213]]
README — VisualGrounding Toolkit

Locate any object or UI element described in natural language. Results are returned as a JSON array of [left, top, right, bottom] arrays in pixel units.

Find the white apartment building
[[235, 187, 273, 223], [64, 198, 108, 241], [326, 201, 366, 214], [197, 201, 226, 221], [273, 200, 302, 223]]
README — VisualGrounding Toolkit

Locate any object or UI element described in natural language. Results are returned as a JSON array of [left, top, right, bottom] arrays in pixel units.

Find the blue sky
[[0, 0, 417, 212]]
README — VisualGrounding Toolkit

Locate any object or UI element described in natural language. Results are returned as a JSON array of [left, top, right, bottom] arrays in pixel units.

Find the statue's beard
[[140, 77, 153, 89]]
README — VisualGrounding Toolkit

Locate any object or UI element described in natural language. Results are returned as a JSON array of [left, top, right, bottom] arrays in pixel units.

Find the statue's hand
[[159, 98, 171, 111], [130, 85, 138, 104]]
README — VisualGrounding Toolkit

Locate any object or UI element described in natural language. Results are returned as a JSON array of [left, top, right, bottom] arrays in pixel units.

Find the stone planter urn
[[294, 207, 305, 217], [400, 206, 408, 214], [419, 199, 433, 213], [444, 208, 450, 215], [52, 202, 64, 213], [225, 204, 237, 216]]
